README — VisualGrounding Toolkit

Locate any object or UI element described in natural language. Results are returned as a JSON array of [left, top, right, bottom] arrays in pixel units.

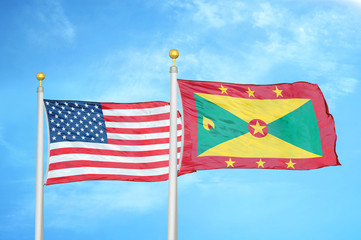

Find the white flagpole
[[168, 49, 179, 240], [35, 72, 45, 240]]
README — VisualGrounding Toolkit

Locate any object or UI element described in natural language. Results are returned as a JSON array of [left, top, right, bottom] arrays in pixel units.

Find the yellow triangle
[[198, 133, 321, 159], [195, 93, 310, 124]]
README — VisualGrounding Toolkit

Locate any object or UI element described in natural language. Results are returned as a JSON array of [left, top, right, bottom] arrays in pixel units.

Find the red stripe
[[48, 160, 169, 171], [46, 174, 170, 185], [106, 124, 182, 134], [107, 136, 182, 145], [45, 169, 194, 185], [101, 102, 169, 110], [104, 113, 170, 122], [50, 147, 181, 157]]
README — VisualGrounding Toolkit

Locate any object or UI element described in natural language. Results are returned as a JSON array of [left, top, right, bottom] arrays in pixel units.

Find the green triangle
[[195, 93, 249, 156], [268, 100, 323, 156]]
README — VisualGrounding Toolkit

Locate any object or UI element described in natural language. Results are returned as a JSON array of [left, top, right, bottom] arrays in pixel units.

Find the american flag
[[44, 99, 184, 185]]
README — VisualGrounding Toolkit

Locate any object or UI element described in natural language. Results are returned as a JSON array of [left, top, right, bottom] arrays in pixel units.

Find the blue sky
[[1, 0, 361, 239]]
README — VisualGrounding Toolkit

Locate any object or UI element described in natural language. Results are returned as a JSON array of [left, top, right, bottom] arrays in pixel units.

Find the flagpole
[[35, 72, 45, 240], [168, 49, 179, 240]]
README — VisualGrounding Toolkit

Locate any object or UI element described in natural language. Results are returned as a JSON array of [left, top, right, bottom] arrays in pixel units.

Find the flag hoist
[[35, 72, 45, 240], [168, 49, 179, 240]]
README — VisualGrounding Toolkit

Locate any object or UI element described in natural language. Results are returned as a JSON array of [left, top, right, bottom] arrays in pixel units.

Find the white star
[[69, 119, 73, 123], [57, 132, 61, 135], [55, 102, 59, 106], [87, 113, 91, 116], [86, 132, 89, 136], [52, 106, 55, 110], [67, 131, 71, 135], [85, 125, 88, 128], [100, 130, 103, 133], [81, 108, 85, 112], [75, 103, 79, 107], [49, 110, 53, 114], [52, 136, 56, 140], [45, 101, 49, 105], [95, 105, 99, 109], [83, 116, 87, 120], [50, 119, 54, 123], [52, 128, 55, 131], [95, 133, 99, 137], [60, 119, 64, 123], [89, 121, 92, 125], [71, 107, 75, 111], [66, 123, 70, 127], [81, 128, 84, 131], [90, 129, 94, 133], [58, 110, 62, 114], [71, 127, 75, 131], [100, 138, 104, 142], [64, 102, 68, 106], [76, 132, 80, 135], [77, 111, 81, 115], [98, 122, 102, 126], [80, 120, 83, 124], [75, 123, 79, 127], [85, 104, 88, 107], [74, 115, 77, 119], [55, 115, 58, 118], [56, 123, 60, 127], [91, 137, 95, 141], [81, 136, 85, 140], [72, 136, 76, 139], [94, 126, 98, 129], [61, 106, 65, 110], [62, 135, 66, 139], [91, 109, 94, 113], [62, 127, 65, 131]]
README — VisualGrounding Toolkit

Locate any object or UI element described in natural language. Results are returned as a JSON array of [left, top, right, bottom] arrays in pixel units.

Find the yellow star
[[273, 86, 283, 97], [256, 159, 265, 168], [225, 158, 235, 168], [246, 87, 255, 97], [219, 85, 228, 94], [285, 159, 296, 169], [250, 121, 266, 135]]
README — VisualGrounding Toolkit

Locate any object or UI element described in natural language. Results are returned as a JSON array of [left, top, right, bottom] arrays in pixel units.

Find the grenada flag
[[177, 79, 339, 171]]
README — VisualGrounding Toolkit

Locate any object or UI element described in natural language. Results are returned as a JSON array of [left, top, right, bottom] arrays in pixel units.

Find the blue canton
[[44, 100, 108, 144]]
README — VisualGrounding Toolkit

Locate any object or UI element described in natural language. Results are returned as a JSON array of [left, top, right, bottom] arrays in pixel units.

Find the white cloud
[[82, 1, 360, 107], [320, 77, 359, 107], [253, 2, 286, 28], [90, 48, 172, 103], [337, 0, 361, 7], [167, 0, 246, 28], [28, 0, 75, 43], [40, 0, 75, 42]]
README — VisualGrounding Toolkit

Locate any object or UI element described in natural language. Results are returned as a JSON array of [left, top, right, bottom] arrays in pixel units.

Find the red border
[[178, 79, 339, 171]]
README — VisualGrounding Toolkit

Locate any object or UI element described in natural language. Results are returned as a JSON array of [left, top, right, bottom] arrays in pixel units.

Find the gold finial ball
[[36, 72, 45, 81], [169, 49, 179, 60]]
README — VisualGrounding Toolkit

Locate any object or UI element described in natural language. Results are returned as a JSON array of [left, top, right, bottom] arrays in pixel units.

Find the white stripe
[[47, 166, 170, 178], [107, 130, 182, 140], [49, 153, 181, 164], [50, 141, 182, 152], [102, 105, 170, 116], [105, 119, 182, 129]]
